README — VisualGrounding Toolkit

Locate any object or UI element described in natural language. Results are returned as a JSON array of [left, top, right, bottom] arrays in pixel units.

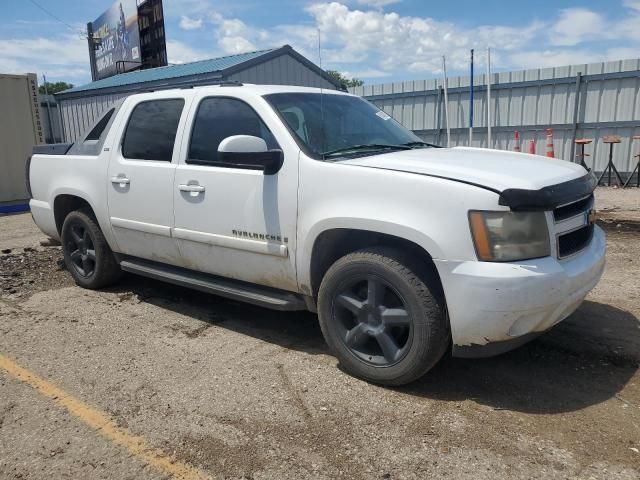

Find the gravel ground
[[0, 200, 639, 479], [595, 187, 640, 222]]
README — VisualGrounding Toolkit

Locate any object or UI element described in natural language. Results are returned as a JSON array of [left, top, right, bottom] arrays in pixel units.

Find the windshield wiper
[[322, 143, 412, 159], [402, 141, 439, 148]]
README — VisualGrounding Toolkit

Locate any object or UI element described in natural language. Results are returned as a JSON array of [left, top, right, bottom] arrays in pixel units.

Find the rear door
[[107, 94, 189, 265]]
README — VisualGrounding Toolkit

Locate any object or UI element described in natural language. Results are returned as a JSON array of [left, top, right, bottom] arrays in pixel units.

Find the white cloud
[[508, 45, 640, 71], [356, 0, 401, 8], [304, 2, 540, 74], [549, 8, 607, 46], [615, 7, 640, 41], [0, 34, 89, 83], [509, 49, 600, 70], [219, 18, 248, 37], [179, 15, 203, 30], [345, 68, 389, 78], [165, 40, 210, 64], [605, 47, 640, 61], [219, 36, 257, 54], [206, 12, 264, 54]]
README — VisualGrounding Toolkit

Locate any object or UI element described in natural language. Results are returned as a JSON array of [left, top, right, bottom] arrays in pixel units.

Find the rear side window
[[122, 99, 184, 161], [85, 108, 114, 141], [188, 97, 278, 164]]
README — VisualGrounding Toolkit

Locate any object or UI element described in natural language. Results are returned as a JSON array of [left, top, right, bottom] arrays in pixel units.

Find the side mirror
[[218, 135, 283, 175]]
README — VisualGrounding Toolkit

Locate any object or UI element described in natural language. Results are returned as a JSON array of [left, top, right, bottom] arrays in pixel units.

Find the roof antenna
[[318, 27, 326, 159]]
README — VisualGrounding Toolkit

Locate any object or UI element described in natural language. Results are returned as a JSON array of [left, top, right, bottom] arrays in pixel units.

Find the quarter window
[[188, 97, 278, 165], [122, 99, 184, 161], [85, 108, 114, 141]]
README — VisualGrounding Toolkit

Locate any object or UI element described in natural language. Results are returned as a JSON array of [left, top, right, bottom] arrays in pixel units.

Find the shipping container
[[0, 73, 44, 210]]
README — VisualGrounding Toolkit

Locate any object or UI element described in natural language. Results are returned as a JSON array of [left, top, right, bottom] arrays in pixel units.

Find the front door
[[107, 96, 187, 265], [173, 95, 299, 292]]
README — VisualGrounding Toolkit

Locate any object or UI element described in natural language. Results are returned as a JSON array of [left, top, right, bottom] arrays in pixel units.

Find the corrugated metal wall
[[350, 59, 640, 173], [58, 53, 336, 143]]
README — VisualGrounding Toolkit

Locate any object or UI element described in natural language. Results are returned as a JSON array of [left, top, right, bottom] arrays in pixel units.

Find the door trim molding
[[110, 217, 172, 237], [173, 228, 288, 257]]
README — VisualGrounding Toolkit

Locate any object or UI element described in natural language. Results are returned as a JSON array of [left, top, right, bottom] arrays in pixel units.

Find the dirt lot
[[1, 188, 639, 479]]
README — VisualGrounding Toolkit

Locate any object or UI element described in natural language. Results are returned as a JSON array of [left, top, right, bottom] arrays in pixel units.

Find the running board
[[119, 258, 308, 311]]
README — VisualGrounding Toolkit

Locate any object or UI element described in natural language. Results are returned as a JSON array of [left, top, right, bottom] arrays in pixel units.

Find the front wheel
[[317, 247, 449, 386], [61, 210, 121, 289]]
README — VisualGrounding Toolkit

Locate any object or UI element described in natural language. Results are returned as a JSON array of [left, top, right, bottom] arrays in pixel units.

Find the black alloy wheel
[[61, 209, 122, 289], [65, 221, 97, 278], [333, 275, 412, 367]]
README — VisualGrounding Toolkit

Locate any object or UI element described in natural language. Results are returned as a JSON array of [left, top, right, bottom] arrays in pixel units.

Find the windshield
[[264, 92, 430, 160]]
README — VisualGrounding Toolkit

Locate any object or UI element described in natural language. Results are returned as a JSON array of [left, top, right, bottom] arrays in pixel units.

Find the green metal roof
[[61, 48, 278, 95]]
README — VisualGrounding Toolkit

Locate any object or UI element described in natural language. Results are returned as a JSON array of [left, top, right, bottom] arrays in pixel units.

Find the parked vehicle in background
[[27, 84, 605, 385]]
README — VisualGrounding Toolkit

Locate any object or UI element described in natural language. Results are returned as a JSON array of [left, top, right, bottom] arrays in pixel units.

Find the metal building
[[350, 58, 640, 175], [56, 45, 340, 142]]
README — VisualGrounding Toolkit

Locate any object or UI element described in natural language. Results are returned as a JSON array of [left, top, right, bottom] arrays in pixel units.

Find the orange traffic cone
[[545, 128, 554, 158], [529, 139, 535, 154], [514, 131, 521, 152]]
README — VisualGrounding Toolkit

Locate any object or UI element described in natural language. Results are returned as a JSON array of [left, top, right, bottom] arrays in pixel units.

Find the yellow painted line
[[0, 353, 208, 480]]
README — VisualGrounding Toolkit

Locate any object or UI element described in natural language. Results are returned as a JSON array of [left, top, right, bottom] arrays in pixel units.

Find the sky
[[1, 0, 639, 88]]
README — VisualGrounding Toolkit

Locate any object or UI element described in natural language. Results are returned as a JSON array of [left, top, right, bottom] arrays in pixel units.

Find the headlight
[[469, 210, 550, 262]]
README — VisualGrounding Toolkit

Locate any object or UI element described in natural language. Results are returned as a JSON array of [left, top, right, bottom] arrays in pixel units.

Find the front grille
[[558, 224, 594, 258], [554, 194, 593, 222]]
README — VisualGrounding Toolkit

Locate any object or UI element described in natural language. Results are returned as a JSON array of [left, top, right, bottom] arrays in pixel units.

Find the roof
[[56, 45, 342, 99], [61, 48, 276, 95]]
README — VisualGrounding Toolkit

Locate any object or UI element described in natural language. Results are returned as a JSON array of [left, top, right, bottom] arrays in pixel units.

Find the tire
[[317, 247, 449, 386], [61, 209, 121, 289]]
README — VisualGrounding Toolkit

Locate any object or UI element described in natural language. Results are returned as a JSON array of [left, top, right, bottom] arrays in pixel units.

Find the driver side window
[[188, 97, 278, 165]]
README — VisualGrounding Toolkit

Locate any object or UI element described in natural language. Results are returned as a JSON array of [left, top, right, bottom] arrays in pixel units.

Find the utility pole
[[486, 47, 492, 148], [86, 22, 98, 81], [469, 48, 474, 145], [442, 55, 451, 148], [42, 74, 54, 143]]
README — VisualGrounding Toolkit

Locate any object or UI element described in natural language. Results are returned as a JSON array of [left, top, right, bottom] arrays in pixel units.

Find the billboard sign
[[91, 0, 141, 80]]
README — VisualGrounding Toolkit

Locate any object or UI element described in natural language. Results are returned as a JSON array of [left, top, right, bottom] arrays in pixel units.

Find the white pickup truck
[[28, 84, 605, 385]]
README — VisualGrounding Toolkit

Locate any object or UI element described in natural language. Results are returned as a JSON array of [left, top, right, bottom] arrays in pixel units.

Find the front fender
[[295, 156, 504, 295]]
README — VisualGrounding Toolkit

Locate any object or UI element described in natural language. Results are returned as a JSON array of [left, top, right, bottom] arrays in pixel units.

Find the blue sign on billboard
[[91, 0, 141, 80]]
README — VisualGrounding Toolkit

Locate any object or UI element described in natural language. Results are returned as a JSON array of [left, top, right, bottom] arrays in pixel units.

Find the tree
[[38, 81, 74, 95], [326, 70, 364, 89]]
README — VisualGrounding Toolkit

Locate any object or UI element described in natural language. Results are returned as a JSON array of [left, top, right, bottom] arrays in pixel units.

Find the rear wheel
[[317, 247, 449, 386], [61, 210, 121, 289]]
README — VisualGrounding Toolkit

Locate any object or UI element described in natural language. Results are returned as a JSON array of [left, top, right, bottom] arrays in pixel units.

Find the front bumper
[[434, 225, 606, 358]]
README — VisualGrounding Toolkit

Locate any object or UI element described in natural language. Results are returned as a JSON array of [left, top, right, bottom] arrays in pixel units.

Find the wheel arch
[[53, 193, 96, 235], [305, 223, 444, 299]]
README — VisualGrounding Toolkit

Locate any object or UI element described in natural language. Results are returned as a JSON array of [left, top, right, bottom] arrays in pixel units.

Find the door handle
[[179, 184, 205, 193], [111, 176, 130, 185]]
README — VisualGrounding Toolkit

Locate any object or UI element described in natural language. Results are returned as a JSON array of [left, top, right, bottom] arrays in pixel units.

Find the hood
[[340, 147, 587, 192]]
